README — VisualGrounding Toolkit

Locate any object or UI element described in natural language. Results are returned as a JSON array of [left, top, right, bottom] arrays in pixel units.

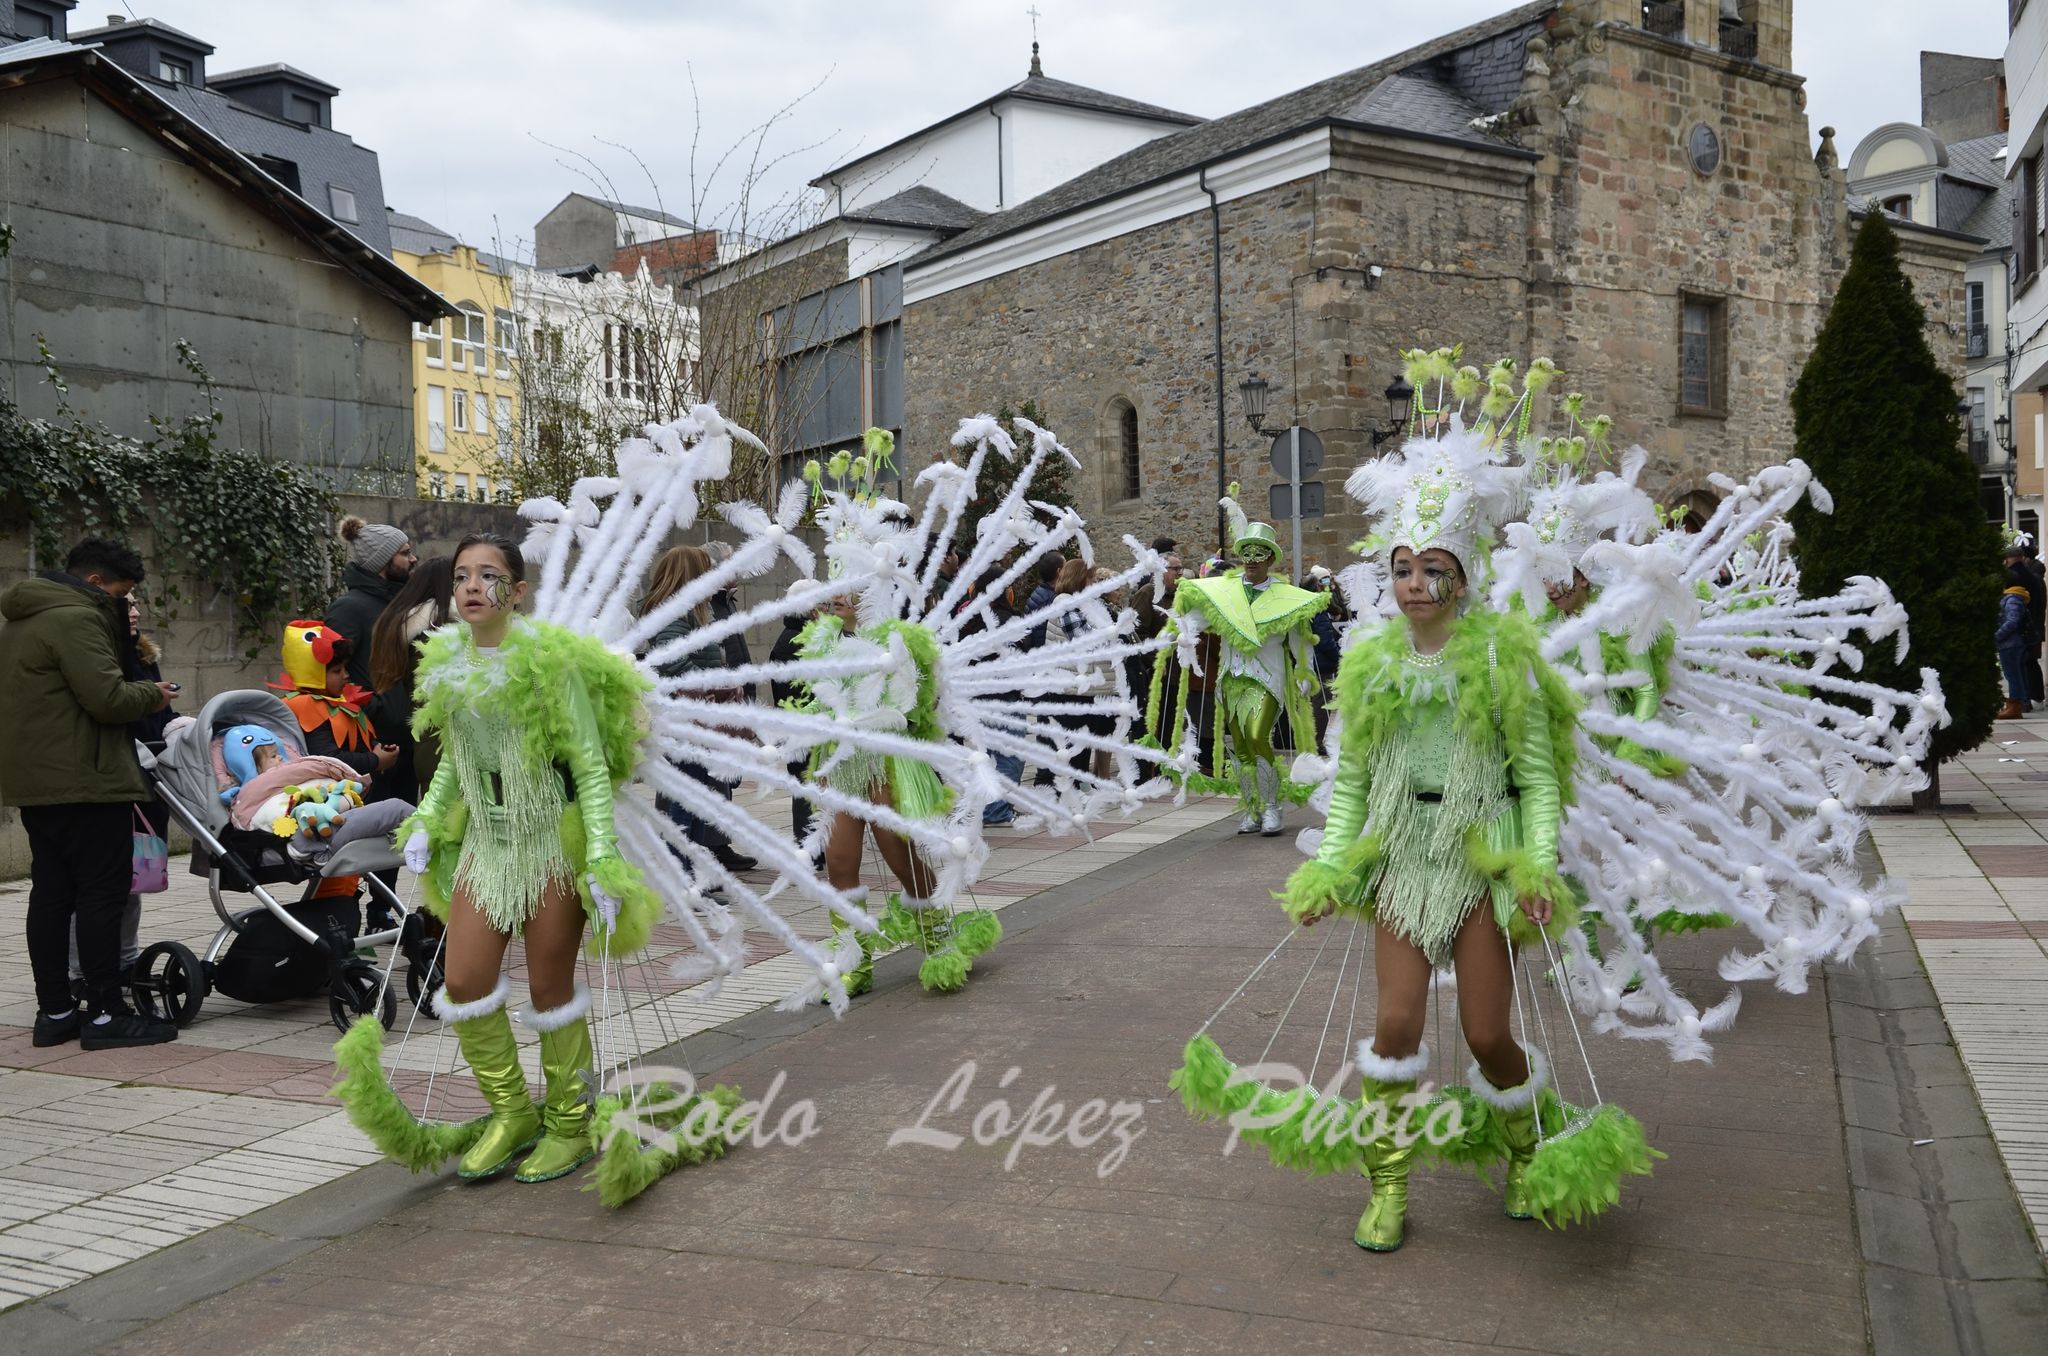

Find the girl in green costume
[[342, 532, 663, 1186]]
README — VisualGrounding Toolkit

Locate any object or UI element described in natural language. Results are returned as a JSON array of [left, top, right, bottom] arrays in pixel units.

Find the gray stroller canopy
[[149, 689, 307, 834]]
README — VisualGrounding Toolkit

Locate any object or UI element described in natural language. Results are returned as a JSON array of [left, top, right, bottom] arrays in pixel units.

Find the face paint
[[1428, 570, 1459, 605], [485, 572, 516, 610]]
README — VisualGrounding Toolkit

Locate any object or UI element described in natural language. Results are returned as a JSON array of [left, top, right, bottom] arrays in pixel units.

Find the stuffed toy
[[271, 779, 365, 840]]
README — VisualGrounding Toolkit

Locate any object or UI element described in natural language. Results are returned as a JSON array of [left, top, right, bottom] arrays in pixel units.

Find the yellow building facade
[[389, 213, 519, 502]]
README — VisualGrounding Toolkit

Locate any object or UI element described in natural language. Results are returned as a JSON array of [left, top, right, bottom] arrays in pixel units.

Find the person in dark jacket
[[1023, 553, 1061, 648], [2015, 544, 2047, 705], [364, 556, 454, 807], [1997, 563, 2032, 719], [641, 546, 757, 876], [0, 538, 178, 1049], [769, 594, 821, 852], [325, 515, 417, 689], [69, 595, 176, 994]]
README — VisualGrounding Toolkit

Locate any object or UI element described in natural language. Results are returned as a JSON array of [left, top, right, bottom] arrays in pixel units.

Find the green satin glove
[[1507, 683, 1563, 879], [562, 672, 620, 863], [1316, 754, 1371, 869]]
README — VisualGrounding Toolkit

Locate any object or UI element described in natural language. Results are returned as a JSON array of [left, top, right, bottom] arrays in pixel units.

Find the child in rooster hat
[[273, 621, 400, 781]]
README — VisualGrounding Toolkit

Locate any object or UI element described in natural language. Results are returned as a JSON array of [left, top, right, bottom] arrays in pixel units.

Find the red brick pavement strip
[[1962, 845, 2048, 877], [1907, 920, 2041, 940], [91, 829, 1868, 1355]]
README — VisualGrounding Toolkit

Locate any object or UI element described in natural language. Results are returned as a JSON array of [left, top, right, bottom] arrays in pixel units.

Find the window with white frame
[[158, 56, 191, 84], [474, 392, 490, 437], [452, 388, 469, 432], [452, 307, 487, 371], [328, 186, 359, 223], [427, 470, 445, 499], [427, 385, 446, 452], [493, 310, 517, 375], [474, 475, 491, 502], [453, 473, 471, 502], [416, 319, 443, 365], [495, 395, 512, 457]]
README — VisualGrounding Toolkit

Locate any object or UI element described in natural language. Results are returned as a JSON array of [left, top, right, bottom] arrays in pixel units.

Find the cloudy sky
[[126, 0, 2014, 254]]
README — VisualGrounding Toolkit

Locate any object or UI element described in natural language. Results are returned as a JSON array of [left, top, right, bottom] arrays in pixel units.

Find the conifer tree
[[1789, 213, 2000, 807]]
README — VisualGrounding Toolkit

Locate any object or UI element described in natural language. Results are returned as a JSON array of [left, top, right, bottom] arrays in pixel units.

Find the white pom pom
[[1847, 895, 1872, 923], [1741, 864, 1765, 888], [1599, 986, 1620, 1012], [1679, 1014, 1702, 1039], [1919, 693, 1941, 712], [950, 835, 972, 859], [1818, 797, 1843, 821], [1738, 742, 1761, 762], [1646, 857, 1668, 883], [764, 523, 784, 540], [821, 961, 840, 981], [1894, 754, 1915, 770]]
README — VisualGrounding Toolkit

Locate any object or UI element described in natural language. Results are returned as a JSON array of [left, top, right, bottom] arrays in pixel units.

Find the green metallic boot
[[1353, 1043, 1430, 1251], [1472, 1047, 1549, 1221], [517, 987, 597, 1183], [830, 888, 875, 998], [438, 977, 541, 1181]]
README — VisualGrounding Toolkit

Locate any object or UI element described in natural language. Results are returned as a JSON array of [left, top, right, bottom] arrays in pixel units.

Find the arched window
[[1115, 399, 1140, 501], [1673, 488, 1720, 534]]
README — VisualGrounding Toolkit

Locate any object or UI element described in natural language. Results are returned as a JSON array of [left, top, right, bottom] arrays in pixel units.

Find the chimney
[[107, 14, 123, 24]]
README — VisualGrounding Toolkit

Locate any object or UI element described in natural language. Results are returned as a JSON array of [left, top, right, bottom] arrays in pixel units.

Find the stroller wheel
[[328, 959, 398, 1035], [405, 958, 447, 1019], [131, 941, 208, 1028]]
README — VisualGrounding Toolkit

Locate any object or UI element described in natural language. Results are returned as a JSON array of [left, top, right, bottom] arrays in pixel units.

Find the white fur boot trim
[[1469, 1047, 1549, 1111], [521, 984, 592, 1032], [432, 974, 509, 1024], [1356, 1041, 1431, 1083]]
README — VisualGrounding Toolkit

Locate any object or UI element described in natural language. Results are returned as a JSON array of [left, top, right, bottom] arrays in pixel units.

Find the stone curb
[[0, 814, 1239, 1354], [1830, 911, 2048, 1356]]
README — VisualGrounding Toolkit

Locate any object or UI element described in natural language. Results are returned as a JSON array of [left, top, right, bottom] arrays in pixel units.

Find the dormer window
[[329, 186, 359, 223], [1881, 194, 1913, 222], [159, 56, 193, 84], [289, 94, 325, 127]]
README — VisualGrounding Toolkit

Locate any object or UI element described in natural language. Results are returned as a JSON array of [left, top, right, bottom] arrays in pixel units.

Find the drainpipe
[[988, 106, 1005, 207], [1200, 167, 1227, 553]]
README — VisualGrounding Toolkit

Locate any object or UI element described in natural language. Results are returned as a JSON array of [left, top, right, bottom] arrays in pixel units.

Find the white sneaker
[[1260, 804, 1283, 836], [1237, 811, 1260, 834]]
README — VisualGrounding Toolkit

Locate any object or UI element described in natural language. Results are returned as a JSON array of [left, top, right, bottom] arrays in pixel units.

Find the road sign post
[[1269, 425, 1325, 582]]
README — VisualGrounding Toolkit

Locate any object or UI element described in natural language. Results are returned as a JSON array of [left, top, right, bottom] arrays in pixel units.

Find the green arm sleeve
[[1627, 648, 1661, 724], [56, 626, 161, 726], [1315, 750, 1370, 869], [1509, 683, 1563, 881], [563, 671, 620, 864]]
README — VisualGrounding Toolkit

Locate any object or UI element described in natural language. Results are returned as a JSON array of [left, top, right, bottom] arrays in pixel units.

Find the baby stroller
[[129, 689, 442, 1034]]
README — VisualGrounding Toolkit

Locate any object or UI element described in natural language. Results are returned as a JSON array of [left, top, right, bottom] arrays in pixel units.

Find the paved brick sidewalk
[[0, 788, 1234, 1310], [1865, 723, 2048, 1250], [43, 819, 1884, 1355]]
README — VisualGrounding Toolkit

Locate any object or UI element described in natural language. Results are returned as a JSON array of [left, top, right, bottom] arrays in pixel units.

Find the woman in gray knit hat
[[325, 515, 416, 689]]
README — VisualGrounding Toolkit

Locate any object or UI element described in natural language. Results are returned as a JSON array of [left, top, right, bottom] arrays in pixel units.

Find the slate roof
[[914, 1, 1552, 270], [813, 65, 1201, 187], [69, 17, 212, 51], [387, 209, 460, 256], [595, 197, 694, 230], [841, 185, 984, 233], [159, 79, 393, 254], [0, 40, 447, 320], [1003, 71, 1200, 126], [210, 62, 340, 95], [1951, 133, 2010, 247]]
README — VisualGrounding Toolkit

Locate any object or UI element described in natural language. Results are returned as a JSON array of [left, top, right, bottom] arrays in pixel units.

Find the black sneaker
[[713, 849, 760, 873], [80, 1010, 177, 1050], [32, 1011, 82, 1047]]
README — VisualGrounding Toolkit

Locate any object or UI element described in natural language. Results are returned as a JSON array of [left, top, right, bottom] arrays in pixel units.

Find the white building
[[2005, 1, 2048, 533], [697, 44, 1200, 473], [1848, 121, 2011, 521], [512, 258, 696, 464]]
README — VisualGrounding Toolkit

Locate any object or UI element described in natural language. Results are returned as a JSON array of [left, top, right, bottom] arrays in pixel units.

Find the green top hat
[[1235, 521, 1282, 561]]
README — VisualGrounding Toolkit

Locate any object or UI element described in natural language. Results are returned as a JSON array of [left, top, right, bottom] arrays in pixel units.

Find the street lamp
[[1238, 372, 1271, 436], [1995, 410, 2014, 453], [1369, 376, 1414, 448]]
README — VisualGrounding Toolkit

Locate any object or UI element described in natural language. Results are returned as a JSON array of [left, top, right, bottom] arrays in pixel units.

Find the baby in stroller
[[218, 724, 413, 863]]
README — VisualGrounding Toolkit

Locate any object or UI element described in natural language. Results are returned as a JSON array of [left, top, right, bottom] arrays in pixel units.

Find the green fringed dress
[[794, 615, 953, 820], [401, 618, 662, 956], [1280, 610, 1580, 962]]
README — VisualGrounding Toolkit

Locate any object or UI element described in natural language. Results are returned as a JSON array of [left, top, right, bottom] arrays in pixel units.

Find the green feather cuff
[[588, 1083, 746, 1208], [1522, 1103, 1663, 1228], [329, 1016, 487, 1171], [1278, 839, 1377, 925]]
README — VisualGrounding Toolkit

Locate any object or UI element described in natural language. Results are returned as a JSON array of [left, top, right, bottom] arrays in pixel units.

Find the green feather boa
[[1170, 1034, 1369, 1176], [1523, 1103, 1663, 1228], [588, 1083, 747, 1209], [329, 1016, 488, 1171], [874, 896, 1002, 992]]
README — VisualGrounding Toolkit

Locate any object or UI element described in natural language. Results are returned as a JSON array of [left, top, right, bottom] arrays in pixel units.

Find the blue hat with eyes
[[221, 724, 281, 801]]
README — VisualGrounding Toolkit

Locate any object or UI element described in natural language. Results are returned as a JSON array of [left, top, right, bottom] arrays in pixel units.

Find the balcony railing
[[1970, 434, 1992, 466], [1642, 2, 1686, 38], [1968, 325, 1990, 360], [1719, 19, 1759, 59]]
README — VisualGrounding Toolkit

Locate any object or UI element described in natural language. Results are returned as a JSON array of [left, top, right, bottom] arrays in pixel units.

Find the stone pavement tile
[[549, 1305, 852, 1355], [147, 1049, 335, 1098], [801, 1277, 1248, 1356], [28, 1040, 223, 1082], [1945, 1198, 2046, 1280], [1861, 1264, 1967, 1356], [864, 1241, 1178, 1301]]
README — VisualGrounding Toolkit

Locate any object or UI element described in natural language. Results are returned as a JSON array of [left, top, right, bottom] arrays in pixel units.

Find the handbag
[[131, 807, 169, 895]]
